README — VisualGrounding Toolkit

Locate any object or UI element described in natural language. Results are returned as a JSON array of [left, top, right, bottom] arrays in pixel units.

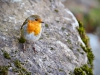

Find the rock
[[0, 0, 87, 75]]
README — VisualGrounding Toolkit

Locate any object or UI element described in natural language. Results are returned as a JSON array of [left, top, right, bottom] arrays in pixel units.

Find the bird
[[19, 15, 44, 52]]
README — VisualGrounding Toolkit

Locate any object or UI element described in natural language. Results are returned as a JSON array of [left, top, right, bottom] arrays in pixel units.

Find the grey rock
[[0, 0, 87, 75]]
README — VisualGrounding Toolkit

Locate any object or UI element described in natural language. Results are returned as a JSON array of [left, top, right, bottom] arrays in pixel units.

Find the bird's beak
[[41, 21, 44, 23]]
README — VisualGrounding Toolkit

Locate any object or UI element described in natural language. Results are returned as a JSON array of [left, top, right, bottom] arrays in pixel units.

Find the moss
[[56, 20, 60, 22], [0, 66, 8, 75], [18, 37, 26, 43], [50, 47, 54, 50], [59, 69, 64, 72], [74, 21, 94, 75], [13, 60, 31, 75], [74, 64, 93, 75], [61, 27, 66, 31], [81, 64, 93, 75], [45, 24, 49, 28], [45, 73, 48, 75], [14, 60, 21, 68], [87, 51, 94, 67], [54, 9, 59, 12], [66, 39, 71, 44], [77, 21, 94, 68], [74, 67, 85, 75], [77, 49, 80, 52], [3, 51, 11, 59]]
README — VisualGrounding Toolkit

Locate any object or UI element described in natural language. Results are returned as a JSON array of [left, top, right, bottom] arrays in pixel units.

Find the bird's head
[[26, 15, 44, 35], [28, 15, 44, 23]]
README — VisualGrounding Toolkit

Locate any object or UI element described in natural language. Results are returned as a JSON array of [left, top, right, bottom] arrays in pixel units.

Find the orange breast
[[27, 20, 41, 35]]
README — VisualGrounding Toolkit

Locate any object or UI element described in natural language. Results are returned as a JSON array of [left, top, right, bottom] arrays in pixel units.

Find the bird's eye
[[35, 19, 38, 21]]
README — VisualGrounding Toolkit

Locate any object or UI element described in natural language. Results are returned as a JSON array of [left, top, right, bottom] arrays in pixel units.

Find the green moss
[[81, 64, 93, 75], [45, 73, 48, 75], [77, 49, 80, 52], [13, 60, 31, 75], [77, 21, 94, 68], [0, 66, 8, 75], [75, 21, 94, 75], [61, 27, 66, 31], [18, 37, 26, 43], [74, 67, 85, 75], [14, 60, 21, 68], [54, 9, 59, 12], [66, 39, 71, 44], [45, 24, 49, 28], [74, 64, 93, 75], [3, 51, 11, 59], [56, 20, 60, 22], [59, 69, 64, 72], [50, 47, 54, 50]]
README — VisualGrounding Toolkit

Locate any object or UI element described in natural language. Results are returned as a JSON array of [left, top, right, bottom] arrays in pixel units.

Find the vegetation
[[54, 9, 59, 12], [73, 21, 94, 75], [0, 66, 8, 75], [74, 67, 85, 75], [18, 37, 26, 43], [3, 51, 11, 59], [14, 60, 31, 75], [45, 24, 49, 28], [74, 64, 93, 75], [61, 27, 66, 31], [77, 21, 94, 68]]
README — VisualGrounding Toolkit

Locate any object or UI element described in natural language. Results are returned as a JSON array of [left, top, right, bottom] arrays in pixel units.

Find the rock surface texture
[[0, 0, 87, 75]]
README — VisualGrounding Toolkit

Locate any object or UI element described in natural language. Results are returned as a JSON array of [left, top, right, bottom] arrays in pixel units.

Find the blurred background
[[62, 0, 100, 75]]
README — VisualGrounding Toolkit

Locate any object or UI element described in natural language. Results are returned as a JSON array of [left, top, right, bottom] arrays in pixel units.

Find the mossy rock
[[0, 66, 8, 75]]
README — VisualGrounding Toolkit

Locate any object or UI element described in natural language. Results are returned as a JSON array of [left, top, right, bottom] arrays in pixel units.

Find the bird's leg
[[22, 43, 26, 52], [32, 42, 37, 53]]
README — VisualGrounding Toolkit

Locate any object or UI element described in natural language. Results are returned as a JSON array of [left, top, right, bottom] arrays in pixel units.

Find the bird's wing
[[21, 18, 28, 30]]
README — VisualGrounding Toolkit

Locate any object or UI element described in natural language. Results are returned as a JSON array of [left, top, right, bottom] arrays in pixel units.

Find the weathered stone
[[0, 0, 87, 75]]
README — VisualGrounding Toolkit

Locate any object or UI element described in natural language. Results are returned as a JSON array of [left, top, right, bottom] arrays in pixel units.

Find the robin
[[19, 15, 44, 52]]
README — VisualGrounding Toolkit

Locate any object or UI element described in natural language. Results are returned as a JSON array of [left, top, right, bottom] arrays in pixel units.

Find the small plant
[[59, 69, 64, 72], [45, 24, 49, 28], [66, 39, 71, 44], [0, 66, 9, 75], [50, 47, 54, 50], [77, 21, 94, 68], [75, 21, 94, 75], [77, 49, 80, 52], [74, 64, 93, 75], [18, 37, 26, 43], [3, 51, 11, 59], [14, 60, 21, 68], [54, 9, 59, 12], [74, 67, 85, 75], [56, 20, 60, 23], [61, 27, 66, 31], [81, 64, 93, 75], [13, 60, 31, 75]]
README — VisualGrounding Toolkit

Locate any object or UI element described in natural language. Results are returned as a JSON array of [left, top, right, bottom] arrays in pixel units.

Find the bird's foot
[[22, 43, 26, 52], [32, 47, 37, 53]]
